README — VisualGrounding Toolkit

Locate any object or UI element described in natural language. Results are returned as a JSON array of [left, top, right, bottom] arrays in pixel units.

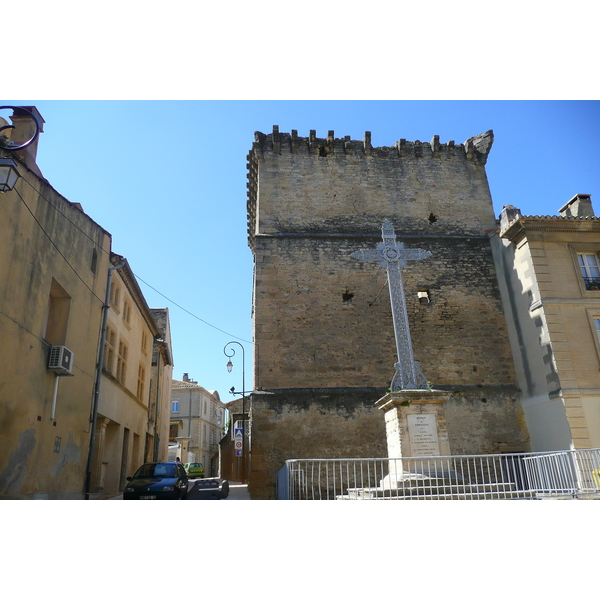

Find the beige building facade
[[149, 308, 174, 462], [495, 194, 600, 451], [87, 257, 174, 497], [169, 374, 226, 477], [0, 106, 174, 499], [1, 108, 111, 498]]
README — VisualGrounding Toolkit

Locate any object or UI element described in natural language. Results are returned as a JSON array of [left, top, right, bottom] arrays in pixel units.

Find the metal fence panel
[[277, 449, 600, 500]]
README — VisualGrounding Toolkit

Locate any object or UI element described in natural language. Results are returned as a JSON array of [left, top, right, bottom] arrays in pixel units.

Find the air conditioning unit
[[48, 345, 74, 376]]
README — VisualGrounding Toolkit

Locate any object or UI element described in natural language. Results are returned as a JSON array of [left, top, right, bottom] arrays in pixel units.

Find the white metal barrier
[[277, 449, 600, 500]]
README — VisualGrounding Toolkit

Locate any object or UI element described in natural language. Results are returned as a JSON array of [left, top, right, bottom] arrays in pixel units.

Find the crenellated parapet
[[249, 126, 493, 162], [247, 127, 494, 251]]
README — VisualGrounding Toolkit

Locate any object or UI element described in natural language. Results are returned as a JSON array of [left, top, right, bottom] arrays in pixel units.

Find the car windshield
[[134, 463, 177, 478]]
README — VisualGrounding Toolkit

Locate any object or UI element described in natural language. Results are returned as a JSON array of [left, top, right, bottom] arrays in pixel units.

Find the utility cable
[[13, 185, 105, 304], [133, 273, 252, 344], [369, 278, 388, 306], [15, 176, 253, 344]]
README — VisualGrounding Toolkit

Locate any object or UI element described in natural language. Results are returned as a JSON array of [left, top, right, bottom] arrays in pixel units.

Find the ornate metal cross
[[352, 219, 432, 390]]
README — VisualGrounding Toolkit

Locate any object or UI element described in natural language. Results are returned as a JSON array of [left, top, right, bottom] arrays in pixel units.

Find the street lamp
[[0, 157, 19, 192], [0, 105, 42, 192], [223, 341, 248, 484]]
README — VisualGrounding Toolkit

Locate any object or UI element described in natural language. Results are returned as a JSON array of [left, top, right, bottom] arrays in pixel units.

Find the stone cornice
[[501, 215, 600, 241], [375, 389, 451, 411]]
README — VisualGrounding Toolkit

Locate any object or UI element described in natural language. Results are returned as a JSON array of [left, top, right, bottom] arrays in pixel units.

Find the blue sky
[[3, 100, 599, 402], [6, 4, 598, 587]]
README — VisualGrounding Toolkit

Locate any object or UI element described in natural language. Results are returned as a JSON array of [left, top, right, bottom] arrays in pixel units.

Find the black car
[[190, 477, 229, 500], [123, 462, 189, 500]]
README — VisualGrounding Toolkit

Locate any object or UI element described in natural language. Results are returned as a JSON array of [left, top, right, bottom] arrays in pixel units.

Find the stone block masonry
[[246, 127, 530, 499]]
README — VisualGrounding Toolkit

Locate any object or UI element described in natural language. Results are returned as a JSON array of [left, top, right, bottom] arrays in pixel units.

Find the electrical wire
[[133, 273, 252, 344], [16, 175, 252, 344], [13, 185, 105, 304]]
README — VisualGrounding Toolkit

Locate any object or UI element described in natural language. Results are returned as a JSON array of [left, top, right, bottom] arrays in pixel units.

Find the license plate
[[140, 495, 156, 500]]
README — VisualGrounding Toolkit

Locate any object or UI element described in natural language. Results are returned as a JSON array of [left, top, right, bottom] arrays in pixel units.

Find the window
[[43, 278, 71, 345], [123, 298, 132, 327], [141, 331, 148, 355], [169, 422, 178, 440], [116, 340, 128, 383], [90, 248, 98, 275], [109, 282, 121, 311], [594, 319, 600, 344], [578, 253, 600, 290], [104, 326, 116, 373], [171, 400, 180, 413], [137, 364, 146, 401]]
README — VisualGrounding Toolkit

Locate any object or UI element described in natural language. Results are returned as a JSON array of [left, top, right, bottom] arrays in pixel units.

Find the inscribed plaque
[[407, 413, 440, 456]]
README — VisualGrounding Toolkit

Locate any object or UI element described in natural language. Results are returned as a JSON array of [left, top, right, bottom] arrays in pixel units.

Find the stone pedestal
[[375, 389, 452, 487]]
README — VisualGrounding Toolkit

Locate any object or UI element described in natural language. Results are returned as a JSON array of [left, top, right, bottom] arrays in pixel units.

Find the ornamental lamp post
[[0, 105, 42, 192], [223, 341, 247, 484]]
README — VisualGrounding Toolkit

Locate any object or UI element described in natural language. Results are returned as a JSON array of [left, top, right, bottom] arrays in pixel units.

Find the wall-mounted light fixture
[[0, 157, 19, 192], [0, 105, 42, 192], [417, 290, 430, 304]]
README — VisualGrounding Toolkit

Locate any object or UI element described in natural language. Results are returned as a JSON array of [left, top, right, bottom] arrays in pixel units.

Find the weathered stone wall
[[253, 235, 516, 390], [248, 389, 388, 500], [248, 128, 496, 247], [247, 128, 530, 499]]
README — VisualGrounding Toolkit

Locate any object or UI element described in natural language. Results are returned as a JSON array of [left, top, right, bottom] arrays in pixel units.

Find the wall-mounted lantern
[[0, 105, 42, 192], [0, 157, 19, 192]]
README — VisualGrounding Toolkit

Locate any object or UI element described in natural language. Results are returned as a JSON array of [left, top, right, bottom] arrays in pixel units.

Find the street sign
[[234, 428, 243, 438], [235, 440, 243, 450], [235, 449, 242, 457]]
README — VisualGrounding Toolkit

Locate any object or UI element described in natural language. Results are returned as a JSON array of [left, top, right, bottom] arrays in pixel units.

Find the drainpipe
[[152, 339, 164, 462], [50, 374, 60, 420], [84, 259, 125, 499]]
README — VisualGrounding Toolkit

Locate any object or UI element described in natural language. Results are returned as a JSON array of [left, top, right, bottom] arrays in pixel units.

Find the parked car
[[123, 462, 189, 500], [191, 477, 229, 499], [184, 462, 205, 478]]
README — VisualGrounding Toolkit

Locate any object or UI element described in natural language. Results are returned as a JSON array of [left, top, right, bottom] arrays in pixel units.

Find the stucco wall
[[0, 160, 111, 498]]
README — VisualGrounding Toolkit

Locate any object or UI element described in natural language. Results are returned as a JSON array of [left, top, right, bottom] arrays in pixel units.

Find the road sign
[[235, 449, 242, 457], [235, 440, 243, 450], [234, 428, 243, 438]]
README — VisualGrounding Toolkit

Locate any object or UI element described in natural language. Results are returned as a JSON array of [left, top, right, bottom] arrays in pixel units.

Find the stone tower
[[246, 126, 530, 499]]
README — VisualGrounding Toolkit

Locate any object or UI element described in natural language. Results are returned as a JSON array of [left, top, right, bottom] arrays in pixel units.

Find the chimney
[[183, 373, 189, 382], [8, 106, 45, 179], [499, 205, 522, 233], [559, 194, 594, 218]]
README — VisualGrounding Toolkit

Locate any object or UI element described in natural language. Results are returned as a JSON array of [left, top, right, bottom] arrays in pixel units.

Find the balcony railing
[[583, 277, 600, 290], [276, 449, 600, 500]]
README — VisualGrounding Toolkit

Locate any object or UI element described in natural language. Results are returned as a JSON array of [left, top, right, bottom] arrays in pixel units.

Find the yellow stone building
[[0, 107, 112, 498], [86, 256, 174, 498], [0, 106, 173, 499], [169, 375, 226, 477], [495, 194, 600, 451]]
